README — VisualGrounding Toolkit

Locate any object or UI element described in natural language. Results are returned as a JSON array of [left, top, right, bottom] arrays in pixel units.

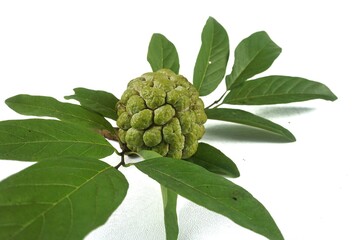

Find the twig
[[98, 128, 119, 142], [205, 91, 228, 109]]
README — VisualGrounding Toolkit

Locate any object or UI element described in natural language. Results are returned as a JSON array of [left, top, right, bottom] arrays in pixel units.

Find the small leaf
[[138, 150, 162, 159], [161, 186, 179, 240], [0, 157, 128, 240], [193, 17, 229, 96], [224, 75, 338, 105], [65, 88, 119, 120], [0, 119, 114, 161], [136, 158, 284, 240], [6, 94, 114, 133], [186, 142, 240, 178], [205, 108, 296, 142], [226, 31, 282, 90], [147, 33, 180, 74]]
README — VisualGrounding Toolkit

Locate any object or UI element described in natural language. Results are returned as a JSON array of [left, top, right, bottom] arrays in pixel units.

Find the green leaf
[[65, 88, 119, 120], [161, 186, 179, 240], [138, 150, 179, 240], [0, 157, 128, 240], [5, 94, 114, 133], [205, 108, 296, 142], [137, 150, 162, 159], [224, 75, 338, 105], [0, 119, 114, 161], [136, 157, 284, 240], [193, 17, 229, 96], [226, 31, 282, 90], [147, 33, 180, 74], [186, 142, 240, 178]]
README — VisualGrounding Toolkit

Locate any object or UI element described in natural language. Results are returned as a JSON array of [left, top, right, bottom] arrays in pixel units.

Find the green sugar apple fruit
[[116, 69, 207, 159]]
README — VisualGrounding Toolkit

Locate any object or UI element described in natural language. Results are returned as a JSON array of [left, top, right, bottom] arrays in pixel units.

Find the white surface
[[0, 1, 359, 239]]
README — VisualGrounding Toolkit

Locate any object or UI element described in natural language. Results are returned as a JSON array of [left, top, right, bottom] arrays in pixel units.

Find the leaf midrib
[[231, 38, 274, 88], [9, 100, 108, 130], [141, 163, 253, 221], [197, 24, 215, 92], [7, 166, 112, 240]]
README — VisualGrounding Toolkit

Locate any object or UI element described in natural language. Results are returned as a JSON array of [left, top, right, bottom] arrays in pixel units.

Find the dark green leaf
[[186, 142, 240, 178], [161, 186, 179, 240], [65, 88, 119, 120], [147, 33, 180, 74], [226, 31, 281, 90], [193, 17, 229, 96], [205, 108, 296, 142], [0, 119, 114, 161], [136, 157, 284, 240], [0, 157, 128, 240], [5, 94, 114, 133], [224, 75, 338, 105]]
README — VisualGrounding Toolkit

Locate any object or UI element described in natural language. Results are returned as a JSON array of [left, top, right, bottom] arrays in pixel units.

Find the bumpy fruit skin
[[116, 69, 207, 159]]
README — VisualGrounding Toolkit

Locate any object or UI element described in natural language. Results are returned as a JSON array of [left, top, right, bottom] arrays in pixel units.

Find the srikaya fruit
[[116, 69, 207, 159]]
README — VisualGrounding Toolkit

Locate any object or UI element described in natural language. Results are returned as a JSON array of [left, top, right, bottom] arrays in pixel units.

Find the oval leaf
[[65, 88, 119, 120], [0, 157, 128, 240], [5, 94, 114, 133], [161, 186, 179, 240], [0, 119, 114, 161], [224, 75, 338, 105], [193, 17, 229, 96], [186, 142, 240, 178], [226, 31, 282, 90], [136, 157, 284, 240], [205, 108, 296, 142], [147, 33, 180, 74]]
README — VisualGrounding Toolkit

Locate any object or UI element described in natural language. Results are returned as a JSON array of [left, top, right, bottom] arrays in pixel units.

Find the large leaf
[[136, 157, 284, 240], [0, 157, 128, 240], [0, 119, 114, 161], [138, 150, 179, 240], [161, 186, 179, 240], [147, 33, 180, 74], [205, 108, 296, 142], [186, 142, 240, 178], [226, 31, 281, 90], [6, 95, 114, 133], [65, 88, 119, 120], [193, 17, 229, 96], [224, 75, 338, 105]]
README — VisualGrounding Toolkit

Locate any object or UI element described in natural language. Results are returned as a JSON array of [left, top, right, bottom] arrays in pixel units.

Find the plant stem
[[114, 151, 125, 169], [98, 128, 119, 142], [205, 91, 228, 109]]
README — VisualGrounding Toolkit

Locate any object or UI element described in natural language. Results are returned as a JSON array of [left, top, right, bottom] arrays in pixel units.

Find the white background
[[1, 1, 359, 239]]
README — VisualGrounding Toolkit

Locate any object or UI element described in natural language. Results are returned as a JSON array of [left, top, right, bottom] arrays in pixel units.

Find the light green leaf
[[137, 150, 162, 159], [147, 33, 180, 74], [6, 94, 114, 133], [136, 157, 284, 240], [0, 119, 114, 161], [0, 157, 128, 240], [224, 75, 338, 105], [161, 186, 179, 240], [65, 88, 119, 120], [205, 108, 296, 142], [193, 17, 229, 96], [226, 31, 281, 90], [186, 142, 240, 178]]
